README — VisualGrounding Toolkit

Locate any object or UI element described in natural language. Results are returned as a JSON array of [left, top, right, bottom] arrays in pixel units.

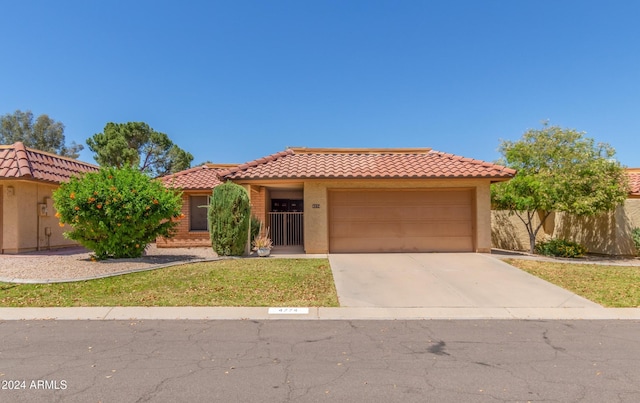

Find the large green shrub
[[535, 238, 587, 258], [208, 181, 251, 256], [53, 167, 183, 259], [632, 228, 640, 256]]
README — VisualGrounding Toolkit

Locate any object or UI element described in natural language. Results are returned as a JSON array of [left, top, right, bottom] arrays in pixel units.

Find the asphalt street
[[1, 320, 639, 402]]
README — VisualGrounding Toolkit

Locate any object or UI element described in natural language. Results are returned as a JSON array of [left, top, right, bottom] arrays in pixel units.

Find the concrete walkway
[[1, 251, 639, 321]]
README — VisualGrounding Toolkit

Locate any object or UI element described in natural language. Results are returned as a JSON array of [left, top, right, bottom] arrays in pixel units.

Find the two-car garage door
[[329, 189, 474, 253]]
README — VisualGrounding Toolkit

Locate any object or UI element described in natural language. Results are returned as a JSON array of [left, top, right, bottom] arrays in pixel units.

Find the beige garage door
[[329, 189, 474, 253]]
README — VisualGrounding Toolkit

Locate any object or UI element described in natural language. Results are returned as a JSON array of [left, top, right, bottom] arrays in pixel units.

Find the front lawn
[[504, 259, 640, 308], [0, 258, 339, 307]]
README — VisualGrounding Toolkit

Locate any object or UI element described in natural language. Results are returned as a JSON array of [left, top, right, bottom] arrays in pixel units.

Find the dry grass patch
[[504, 259, 640, 307], [0, 258, 338, 307]]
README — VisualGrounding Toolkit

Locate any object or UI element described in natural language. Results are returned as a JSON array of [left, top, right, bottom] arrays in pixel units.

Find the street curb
[[1, 306, 639, 321]]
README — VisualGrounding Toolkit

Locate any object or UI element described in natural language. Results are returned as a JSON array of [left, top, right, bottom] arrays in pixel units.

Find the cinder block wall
[[492, 199, 640, 256]]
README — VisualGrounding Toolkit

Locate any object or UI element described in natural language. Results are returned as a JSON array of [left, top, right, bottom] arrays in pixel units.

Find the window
[[189, 195, 209, 231], [271, 199, 304, 212]]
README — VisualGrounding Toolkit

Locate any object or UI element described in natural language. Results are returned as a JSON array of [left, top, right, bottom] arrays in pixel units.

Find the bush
[[208, 181, 251, 256], [632, 228, 640, 256], [250, 215, 262, 244], [535, 238, 587, 258], [53, 167, 183, 259]]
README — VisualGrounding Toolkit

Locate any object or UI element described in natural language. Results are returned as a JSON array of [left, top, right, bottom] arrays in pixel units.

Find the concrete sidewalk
[[1, 251, 639, 321], [1, 306, 639, 320]]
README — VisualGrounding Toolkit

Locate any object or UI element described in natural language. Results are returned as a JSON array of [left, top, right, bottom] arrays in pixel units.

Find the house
[[629, 168, 640, 199], [157, 163, 235, 248], [492, 168, 640, 256], [0, 142, 99, 254], [160, 147, 516, 253]]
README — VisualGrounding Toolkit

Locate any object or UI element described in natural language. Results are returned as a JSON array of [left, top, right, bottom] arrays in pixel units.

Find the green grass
[[0, 258, 339, 307], [504, 259, 640, 308]]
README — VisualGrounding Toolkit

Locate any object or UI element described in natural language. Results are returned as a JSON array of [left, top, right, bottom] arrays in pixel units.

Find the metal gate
[[268, 212, 303, 246]]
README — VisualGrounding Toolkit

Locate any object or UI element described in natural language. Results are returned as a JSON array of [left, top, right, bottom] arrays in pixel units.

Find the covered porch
[[247, 183, 305, 250]]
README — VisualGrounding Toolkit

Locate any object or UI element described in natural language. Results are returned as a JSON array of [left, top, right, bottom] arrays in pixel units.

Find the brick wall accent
[[250, 185, 267, 225], [157, 192, 212, 248]]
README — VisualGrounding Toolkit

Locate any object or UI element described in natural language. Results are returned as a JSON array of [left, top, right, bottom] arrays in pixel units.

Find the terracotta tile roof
[[160, 164, 228, 190], [221, 147, 517, 180], [0, 142, 98, 184], [627, 168, 640, 197]]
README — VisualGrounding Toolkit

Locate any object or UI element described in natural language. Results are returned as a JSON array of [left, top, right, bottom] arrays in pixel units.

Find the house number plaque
[[268, 307, 310, 314], [312, 204, 320, 209]]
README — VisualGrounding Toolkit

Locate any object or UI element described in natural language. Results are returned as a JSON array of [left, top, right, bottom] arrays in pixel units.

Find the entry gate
[[268, 212, 303, 246]]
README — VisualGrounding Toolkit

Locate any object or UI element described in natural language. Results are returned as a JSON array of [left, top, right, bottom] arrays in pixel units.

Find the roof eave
[[227, 174, 517, 181]]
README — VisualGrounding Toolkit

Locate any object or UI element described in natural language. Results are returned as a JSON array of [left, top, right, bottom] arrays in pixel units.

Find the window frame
[[189, 195, 210, 232]]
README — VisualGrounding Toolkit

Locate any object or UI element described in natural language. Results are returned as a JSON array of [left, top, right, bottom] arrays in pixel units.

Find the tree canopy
[[86, 122, 193, 177], [491, 124, 629, 253], [0, 109, 83, 158]]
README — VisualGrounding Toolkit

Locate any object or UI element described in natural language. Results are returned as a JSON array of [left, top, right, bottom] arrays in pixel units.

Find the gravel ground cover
[[0, 244, 218, 283]]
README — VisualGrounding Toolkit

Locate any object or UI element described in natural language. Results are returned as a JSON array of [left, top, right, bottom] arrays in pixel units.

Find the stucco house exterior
[[492, 168, 640, 256], [0, 142, 99, 254], [160, 147, 516, 254]]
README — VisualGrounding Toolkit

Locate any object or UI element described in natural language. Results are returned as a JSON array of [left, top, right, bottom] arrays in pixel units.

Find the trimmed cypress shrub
[[250, 215, 262, 244], [632, 228, 640, 256], [208, 181, 251, 256]]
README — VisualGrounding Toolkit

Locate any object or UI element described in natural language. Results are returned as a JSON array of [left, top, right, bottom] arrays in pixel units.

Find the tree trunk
[[516, 210, 550, 254]]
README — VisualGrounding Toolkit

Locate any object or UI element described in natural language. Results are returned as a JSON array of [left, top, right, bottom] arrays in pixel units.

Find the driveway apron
[[328, 253, 601, 308]]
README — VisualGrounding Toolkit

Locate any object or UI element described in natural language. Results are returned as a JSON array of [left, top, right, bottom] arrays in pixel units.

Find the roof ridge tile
[[219, 148, 295, 178], [14, 141, 33, 177], [214, 148, 519, 181]]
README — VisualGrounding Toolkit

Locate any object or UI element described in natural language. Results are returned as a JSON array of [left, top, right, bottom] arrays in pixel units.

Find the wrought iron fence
[[268, 212, 304, 246]]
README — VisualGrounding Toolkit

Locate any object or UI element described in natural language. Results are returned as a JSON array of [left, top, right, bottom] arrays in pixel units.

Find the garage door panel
[[331, 205, 471, 221], [329, 189, 474, 253], [331, 221, 473, 238], [331, 190, 470, 205], [330, 236, 473, 253]]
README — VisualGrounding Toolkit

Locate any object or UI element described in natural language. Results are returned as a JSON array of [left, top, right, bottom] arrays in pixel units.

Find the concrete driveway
[[328, 253, 601, 308]]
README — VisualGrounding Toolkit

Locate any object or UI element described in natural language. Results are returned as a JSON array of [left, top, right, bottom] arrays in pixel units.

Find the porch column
[[238, 184, 263, 255], [303, 181, 329, 253], [248, 185, 267, 225], [475, 183, 492, 253]]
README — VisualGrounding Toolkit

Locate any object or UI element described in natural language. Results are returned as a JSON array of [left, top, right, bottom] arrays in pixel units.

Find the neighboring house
[[492, 168, 640, 256], [628, 168, 640, 200], [0, 142, 99, 254], [160, 147, 515, 253]]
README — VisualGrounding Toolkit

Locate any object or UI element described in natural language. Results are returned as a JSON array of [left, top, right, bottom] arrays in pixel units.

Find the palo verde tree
[[491, 123, 629, 254], [87, 122, 193, 177], [0, 109, 83, 158], [53, 166, 183, 259], [208, 181, 251, 256]]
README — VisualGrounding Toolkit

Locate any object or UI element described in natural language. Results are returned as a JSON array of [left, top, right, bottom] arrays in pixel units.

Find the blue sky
[[1, 1, 638, 167]]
